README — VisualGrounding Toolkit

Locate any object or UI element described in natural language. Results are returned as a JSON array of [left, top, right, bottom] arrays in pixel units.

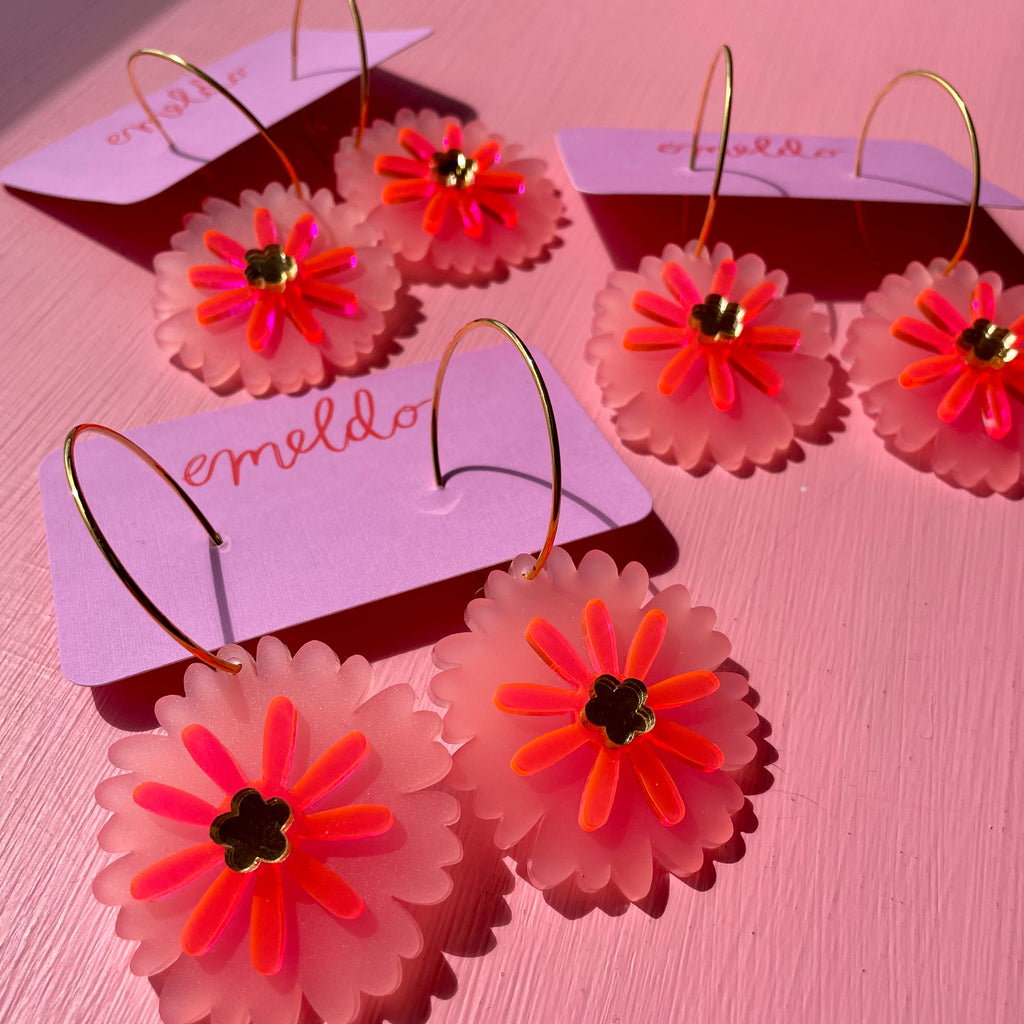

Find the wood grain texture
[[2, 1, 1023, 1022]]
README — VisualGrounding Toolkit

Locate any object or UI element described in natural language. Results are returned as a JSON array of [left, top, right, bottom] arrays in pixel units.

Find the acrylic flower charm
[[95, 637, 459, 1024], [431, 548, 759, 900], [844, 258, 1024, 492], [335, 109, 561, 276], [587, 240, 833, 470], [154, 183, 400, 394]]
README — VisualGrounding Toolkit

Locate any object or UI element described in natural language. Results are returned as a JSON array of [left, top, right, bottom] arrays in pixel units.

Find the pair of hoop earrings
[[141, 0, 561, 396], [76, 320, 760, 1024], [587, 50, 1024, 492]]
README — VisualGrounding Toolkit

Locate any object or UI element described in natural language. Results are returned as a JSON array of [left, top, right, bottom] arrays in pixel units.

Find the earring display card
[[39, 345, 652, 687], [556, 128, 1023, 206], [0, 28, 432, 204]]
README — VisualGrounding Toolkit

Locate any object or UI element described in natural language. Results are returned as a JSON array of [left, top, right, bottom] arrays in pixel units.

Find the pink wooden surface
[[2, 2, 1023, 1022]]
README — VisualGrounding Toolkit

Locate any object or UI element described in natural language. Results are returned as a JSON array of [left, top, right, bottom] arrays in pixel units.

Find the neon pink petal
[[290, 731, 368, 810], [582, 598, 618, 675], [422, 190, 448, 235], [382, 178, 435, 204], [472, 141, 500, 169], [303, 246, 356, 277], [657, 343, 702, 395], [181, 724, 248, 795], [284, 214, 318, 261], [374, 154, 429, 178], [302, 804, 394, 841], [443, 123, 463, 150], [301, 798, 393, 839], [916, 288, 969, 335], [628, 742, 685, 826], [738, 278, 777, 318], [898, 353, 962, 388], [195, 287, 257, 325], [261, 696, 297, 791], [399, 127, 437, 160], [743, 325, 800, 351], [729, 347, 784, 395], [246, 292, 277, 352], [937, 367, 982, 422], [623, 609, 668, 681], [203, 230, 247, 267], [578, 746, 621, 832], [283, 290, 324, 344], [662, 262, 701, 306], [132, 782, 219, 826], [510, 722, 589, 775], [476, 190, 517, 228], [474, 171, 525, 193], [253, 207, 277, 247], [494, 683, 581, 715], [188, 265, 247, 290], [645, 670, 720, 710], [130, 842, 223, 900], [1009, 313, 1024, 336], [710, 258, 738, 298], [648, 718, 724, 771], [180, 867, 251, 956], [458, 194, 485, 238], [891, 316, 954, 352], [632, 290, 690, 327], [623, 325, 688, 350], [525, 617, 592, 689], [284, 847, 364, 919], [300, 279, 359, 315], [250, 865, 285, 975], [707, 348, 736, 411], [971, 281, 997, 321], [982, 375, 1012, 439]]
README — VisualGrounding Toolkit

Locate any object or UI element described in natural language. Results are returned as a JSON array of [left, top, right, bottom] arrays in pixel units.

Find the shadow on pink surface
[[6, 71, 476, 270], [534, 671, 776, 920], [583, 193, 1024, 303], [88, 512, 681, 728]]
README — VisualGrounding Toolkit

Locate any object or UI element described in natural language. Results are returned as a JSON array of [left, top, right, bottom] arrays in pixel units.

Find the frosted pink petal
[[94, 637, 460, 1024], [154, 183, 400, 395], [335, 108, 561, 276], [430, 547, 755, 899], [588, 240, 832, 470]]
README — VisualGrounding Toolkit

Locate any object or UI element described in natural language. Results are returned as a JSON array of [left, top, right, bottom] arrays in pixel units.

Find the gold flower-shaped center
[[430, 148, 478, 188], [689, 293, 745, 343], [580, 674, 656, 748], [210, 788, 293, 872], [956, 318, 1019, 369], [244, 244, 298, 292]]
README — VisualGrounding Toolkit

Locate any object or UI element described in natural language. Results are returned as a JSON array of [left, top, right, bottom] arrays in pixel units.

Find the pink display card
[[556, 128, 1023, 207], [39, 346, 652, 687], [1, 28, 431, 204]]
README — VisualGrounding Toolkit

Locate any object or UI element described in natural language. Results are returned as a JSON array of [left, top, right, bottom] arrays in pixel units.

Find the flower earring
[[331, 2, 562, 279], [66, 426, 459, 1024], [132, 49, 401, 395], [426, 320, 761, 901], [843, 71, 1024, 493], [586, 46, 833, 472]]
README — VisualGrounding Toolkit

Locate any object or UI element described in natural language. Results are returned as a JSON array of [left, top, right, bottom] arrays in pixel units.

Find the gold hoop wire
[[430, 319, 562, 581], [127, 48, 304, 195], [64, 424, 241, 675], [689, 44, 734, 257], [291, 0, 369, 148], [855, 70, 980, 276]]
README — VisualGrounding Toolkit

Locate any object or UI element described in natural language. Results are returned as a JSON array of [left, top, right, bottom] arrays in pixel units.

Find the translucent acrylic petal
[[196, 287, 257, 325], [189, 266, 247, 290], [624, 325, 688, 350], [250, 866, 286, 975], [628, 742, 685, 826], [657, 343, 702, 395], [261, 697, 297, 791], [290, 732, 368, 810], [510, 723, 590, 775], [729, 347, 784, 395], [130, 842, 223, 900], [204, 230, 247, 267], [180, 868, 251, 956], [661, 261, 701, 307], [898, 354, 961, 388], [649, 718, 725, 771], [937, 368, 981, 422], [982, 375, 1012, 439], [493, 683, 580, 715], [283, 214, 318, 261], [284, 847, 364, 919], [133, 782, 219, 826], [916, 288, 969, 335], [524, 617, 592, 689], [891, 316, 953, 352], [632, 290, 689, 327], [181, 724, 248, 796], [623, 609, 668, 681], [710, 258, 738, 298], [302, 804, 394, 841], [578, 746, 620, 831], [253, 207, 277, 248], [738, 278, 777, 318], [582, 598, 618, 675], [300, 280, 359, 315], [707, 348, 736, 411], [645, 670, 719, 710]]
